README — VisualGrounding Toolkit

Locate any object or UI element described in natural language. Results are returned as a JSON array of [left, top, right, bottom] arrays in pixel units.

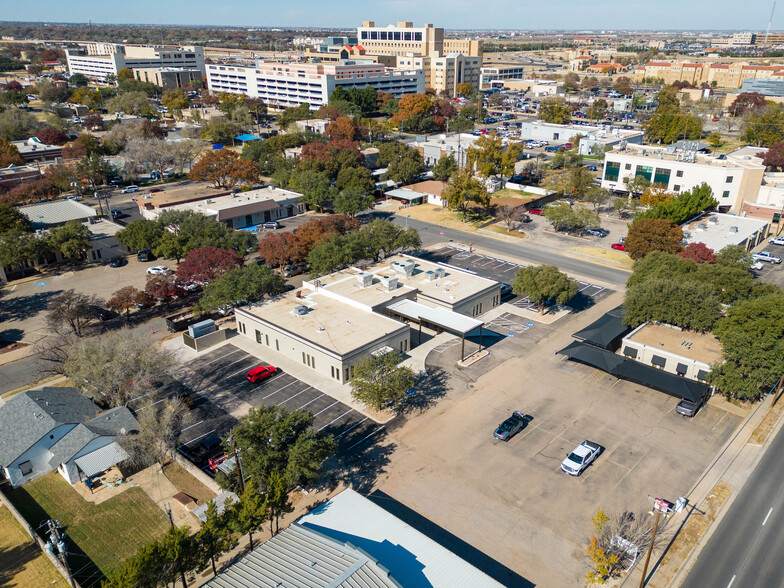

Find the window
[[415, 32, 422, 41], [394, 32, 401, 40], [653, 168, 671, 187], [19, 461, 32, 476], [361, 31, 368, 39], [726, 176, 734, 183], [275, 339, 279, 351], [553, 133, 560, 140], [625, 163, 632, 170], [255, 330, 262, 344], [370, 31, 378, 40], [380, 31, 388, 40], [404, 32, 412, 41], [604, 161, 620, 182], [673, 185, 681, 192], [635, 165, 653, 182], [265, 334, 269, 346], [676, 170, 684, 177], [722, 190, 730, 198]]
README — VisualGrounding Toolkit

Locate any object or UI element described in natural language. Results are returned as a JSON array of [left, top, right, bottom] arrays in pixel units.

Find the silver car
[[493, 411, 527, 441]]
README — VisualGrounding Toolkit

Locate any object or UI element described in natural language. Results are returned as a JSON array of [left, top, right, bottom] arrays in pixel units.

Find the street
[[681, 419, 784, 588]]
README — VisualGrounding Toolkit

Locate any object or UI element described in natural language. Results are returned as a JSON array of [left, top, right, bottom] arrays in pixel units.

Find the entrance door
[[245, 214, 253, 227], [264, 211, 271, 222]]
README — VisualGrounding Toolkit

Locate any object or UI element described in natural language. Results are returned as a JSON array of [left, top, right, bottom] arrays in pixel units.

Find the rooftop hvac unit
[[683, 231, 691, 239], [205, 199, 214, 203], [390, 259, 415, 278], [433, 267, 445, 279], [424, 270, 436, 281], [708, 216, 719, 224], [356, 272, 373, 288], [188, 319, 216, 339], [729, 225, 739, 233], [293, 305, 309, 316], [697, 223, 708, 230], [379, 275, 398, 291]]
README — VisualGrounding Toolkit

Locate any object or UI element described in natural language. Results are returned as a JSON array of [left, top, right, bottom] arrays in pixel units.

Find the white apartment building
[[66, 44, 205, 79], [409, 133, 479, 167], [206, 60, 424, 108], [601, 145, 766, 212]]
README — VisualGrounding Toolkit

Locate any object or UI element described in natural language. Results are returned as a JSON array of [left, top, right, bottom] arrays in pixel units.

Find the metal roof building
[[18, 199, 98, 228]]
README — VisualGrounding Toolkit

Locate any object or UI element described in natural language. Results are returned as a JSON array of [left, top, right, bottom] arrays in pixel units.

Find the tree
[[0, 138, 24, 166], [189, 149, 259, 189], [276, 102, 312, 130], [543, 202, 600, 232], [229, 485, 267, 552], [729, 92, 767, 117], [0, 204, 32, 232], [154, 230, 188, 264], [265, 471, 294, 536], [442, 169, 490, 220], [761, 141, 784, 171], [634, 183, 717, 226], [76, 152, 111, 187], [325, 116, 359, 141], [741, 105, 784, 147], [117, 219, 164, 252], [643, 87, 703, 144], [333, 186, 373, 217], [350, 350, 414, 411], [108, 286, 145, 319], [625, 218, 684, 260], [496, 204, 523, 230], [68, 73, 88, 87], [289, 169, 333, 212], [198, 118, 244, 144], [360, 219, 420, 260], [512, 265, 578, 311], [707, 131, 723, 148], [432, 154, 458, 181], [258, 232, 300, 267], [581, 186, 610, 212], [678, 242, 717, 264], [146, 274, 183, 303], [623, 277, 721, 332], [46, 289, 104, 337], [228, 405, 336, 493], [63, 329, 176, 407], [385, 146, 425, 184], [176, 246, 241, 285], [640, 187, 674, 207], [456, 83, 475, 98], [587, 99, 607, 122], [195, 499, 238, 577], [122, 397, 189, 468], [35, 127, 68, 145], [335, 165, 375, 192], [466, 132, 521, 183], [623, 175, 651, 198], [106, 91, 153, 117], [197, 263, 286, 312], [162, 88, 190, 112], [538, 97, 572, 124]]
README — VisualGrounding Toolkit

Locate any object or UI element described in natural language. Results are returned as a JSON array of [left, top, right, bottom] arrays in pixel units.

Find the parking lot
[[756, 239, 784, 290], [374, 294, 745, 586], [167, 345, 383, 470]]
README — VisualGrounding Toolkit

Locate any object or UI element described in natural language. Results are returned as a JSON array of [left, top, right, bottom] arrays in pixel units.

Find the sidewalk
[[622, 393, 780, 587]]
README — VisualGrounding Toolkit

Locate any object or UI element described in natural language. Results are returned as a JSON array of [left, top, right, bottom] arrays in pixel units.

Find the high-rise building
[[66, 44, 205, 80]]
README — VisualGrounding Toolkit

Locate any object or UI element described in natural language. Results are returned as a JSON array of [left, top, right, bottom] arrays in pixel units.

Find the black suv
[[137, 249, 154, 262]]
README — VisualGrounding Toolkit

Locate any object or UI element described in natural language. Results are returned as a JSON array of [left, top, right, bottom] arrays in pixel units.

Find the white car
[[752, 251, 782, 264], [146, 266, 171, 275], [769, 237, 784, 246], [751, 261, 764, 271], [561, 440, 602, 476], [120, 185, 139, 194]]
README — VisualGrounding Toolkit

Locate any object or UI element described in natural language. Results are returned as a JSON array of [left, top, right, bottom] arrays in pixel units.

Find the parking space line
[[336, 417, 367, 439], [318, 408, 353, 431], [313, 401, 340, 418], [180, 420, 204, 433], [180, 428, 216, 447], [197, 347, 243, 367], [345, 426, 384, 451], [262, 379, 298, 399], [277, 386, 313, 406], [296, 393, 325, 411]]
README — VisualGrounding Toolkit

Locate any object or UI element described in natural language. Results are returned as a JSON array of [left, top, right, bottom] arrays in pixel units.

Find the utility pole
[[231, 435, 245, 493], [639, 497, 667, 588], [44, 519, 75, 587], [164, 505, 188, 588]]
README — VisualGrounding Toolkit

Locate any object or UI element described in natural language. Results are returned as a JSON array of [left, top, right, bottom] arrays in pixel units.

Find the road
[[372, 213, 630, 289], [681, 421, 784, 588]]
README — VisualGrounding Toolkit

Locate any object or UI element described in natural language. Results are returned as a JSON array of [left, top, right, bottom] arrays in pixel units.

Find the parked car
[[493, 411, 527, 441], [611, 243, 628, 252], [528, 207, 543, 215], [247, 364, 277, 383], [137, 249, 154, 262], [500, 283, 513, 297], [146, 265, 171, 275], [584, 228, 608, 238], [769, 237, 784, 246], [676, 395, 707, 418], [586, 165, 598, 171], [147, 187, 163, 193], [208, 454, 228, 471], [263, 221, 282, 229], [282, 264, 305, 277], [108, 257, 126, 268], [120, 185, 139, 194], [111, 209, 124, 219], [561, 440, 602, 476], [752, 251, 782, 264]]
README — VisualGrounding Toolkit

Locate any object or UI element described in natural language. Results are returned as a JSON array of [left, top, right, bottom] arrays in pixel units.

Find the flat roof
[[18, 199, 97, 227], [681, 212, 769, 251], [298, 489, 504, 588], [143, 185, 301, 214], [140, 183, 233, 208], [608, 145, 765, 170], [238, 291, 408, 357], [387, 299, 482, 334], [625, 322, 723, 365], [386, 188, 422, 201]]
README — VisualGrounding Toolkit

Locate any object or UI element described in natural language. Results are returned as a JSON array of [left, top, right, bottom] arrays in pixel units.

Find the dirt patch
[[569, 246, 634, 270], [750, 395, 784, 445], [162, 461, 217, 506], [483, 224, 528, 240], [0, 341, 28, 355], [648, 481, 732, 588], [396, 204, 492, 232]]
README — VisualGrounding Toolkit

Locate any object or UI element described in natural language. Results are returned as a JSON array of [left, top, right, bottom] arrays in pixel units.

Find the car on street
[[769, 237, 784, 246], [108, 257, 126, 267], [752, 251, 782, 264], [146, 265, 172, 275], [493, 410, 527, 441], [247, 364, 277, 383], [611, 243, 628, 252], [584, 228, 608, 237], [137, 249, 154, 262], [111, 209, 124, 219], [120, 185, 139, 194], [561, 440, 602, 475], [676, 395, 707, 417]]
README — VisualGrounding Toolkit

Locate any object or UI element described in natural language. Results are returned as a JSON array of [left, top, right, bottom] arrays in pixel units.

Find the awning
[[74, 442, 129, 477], [385, 188, 422, 202], [676, 363, 689, 375], [651, 355, 666, 368], [387, 299, 482, 335], [697, 369, 710, 382], [557, 341, 709, 403], [622, 346, 637, 359], [234, 134, 261, 142], [571, 306, 630, 349]]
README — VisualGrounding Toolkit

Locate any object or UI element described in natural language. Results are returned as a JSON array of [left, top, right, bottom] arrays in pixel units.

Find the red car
[[246, 364, 277, 383], [208, 454, 227, 471], [611, 243, 628, 252], [528, 207, 543, 215]]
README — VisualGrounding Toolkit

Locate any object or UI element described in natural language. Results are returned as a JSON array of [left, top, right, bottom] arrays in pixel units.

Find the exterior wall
[[235, 309, 410, 384], [222, 199, 306, 229], [5, 424, 75, 488], [621, 329, 711, 382], [480, 66, 525, 89], [417, 284, 501, 317], [358, 22, 444, 57], [133, 68, 202, 89], [643, 61, 784, 89], [67, 46, 205, 79]]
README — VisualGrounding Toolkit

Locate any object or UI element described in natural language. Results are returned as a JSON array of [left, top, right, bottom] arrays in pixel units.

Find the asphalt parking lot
[[756, 240, 784, 289], [169, 345, 383, 469]]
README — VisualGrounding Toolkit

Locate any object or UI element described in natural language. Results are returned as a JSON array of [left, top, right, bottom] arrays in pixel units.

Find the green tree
[[107, 539, 164, 587], [307, 233, 355, 275], [0, 230, 46, 268], [197, 263, 286, 312], [0, 108, 42, 141], [265, 471, 294, 536], [623, 277, 721, 332], [624, 218, 684, 260], [537, 97, 572, 124], [229, 485, 267, 552], [276, 103, 312, 130], [456, 83, 475, 98], [47, 220, 91, 259], [635, 183, 718, 225], [0, 204, 32, 232], [466, 132, 521, 183], [643, 86, 703, 144], [68, 73, 88, 87], [154, 230, 187, 263], [77, 152, 112, 188], [335, 165, 375, 192], [442, 169, 490, 220], [432, 153, 458, 181], [512, 265, 578, 311], [741, 105, 784, 147], [350, 350, 415, 411], [289, 169, 333, 212], [542, 202, 600, 232], [116, 219, 164, 252], [333, 186, 373, 217], [195, 500, 238, 577], [360, 219, 421, 260], [385, 145, 425, 184], [587, 99, 608, 122]]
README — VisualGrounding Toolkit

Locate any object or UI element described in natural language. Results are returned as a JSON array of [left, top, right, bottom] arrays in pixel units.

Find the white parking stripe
[[297, 393, 325, 411], [262, 379, 298, 399], [318, 408, 353, 431], [277, 386, 313, 406], [346, 427, 385, 451], [180, 420, 204, 433], [180, 428, 216, 447], [199, 347, 242, 366], [336, 417, 368, 439]]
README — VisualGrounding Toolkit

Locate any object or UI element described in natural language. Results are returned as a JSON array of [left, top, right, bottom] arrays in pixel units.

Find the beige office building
[[396, 53, 481, 96], [132, 67, 202, 89], [642, 60, 784, 89]]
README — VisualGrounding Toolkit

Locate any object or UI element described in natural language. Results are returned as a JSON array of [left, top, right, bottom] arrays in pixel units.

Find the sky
[[5, 0, 782, 32]]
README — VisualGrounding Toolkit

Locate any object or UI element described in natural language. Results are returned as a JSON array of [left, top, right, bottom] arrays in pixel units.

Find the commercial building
[[132, 67, 203, 89], [0, 163, 42, 189], [138, 185, 305, 228], [497, 79, 564, 96], [206, 60, 424, 108], [518, 121, 644, 152], [740, 77, 784, 97], [206, 488, 504, 588], [600, 145, 766, 212], [66, 44, 205, 80], [480, 65, 527, 89], [409, 132, 479, 167], [681, 211, 770, 252], [620, 322, 721, 383], [385, 180, 447, 206], [11, 138, 61, 163], [641, 60, 784, 89], [19, 199, 98, 229], [235, 255, 500, 383], [396, 53, 481, 97]]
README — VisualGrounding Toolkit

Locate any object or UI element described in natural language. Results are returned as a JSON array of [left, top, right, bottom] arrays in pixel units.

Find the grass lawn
[[483, 224, 529, 240], [162, 462, 216, 506], [397, 204, 492, 231], [490, 189, 539, 204], [6, 472, 169, 584], [0, 505, 62, 587], [570, 246, 634, 269]]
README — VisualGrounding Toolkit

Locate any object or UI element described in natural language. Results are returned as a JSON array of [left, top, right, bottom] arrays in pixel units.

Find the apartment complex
[[601, 145, 766, 212], [66, 43, 206, 80], [641, 60, 784, 88], [358, 21, 481, 95], [206, 60, 424, 108]]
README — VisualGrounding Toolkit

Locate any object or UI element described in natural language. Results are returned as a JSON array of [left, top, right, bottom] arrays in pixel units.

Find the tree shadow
[[397, 367, 450, 416], [319, 431, 397, 496], [567, 291, 597, 313], [0, 290, 64, 323], [0, 542, 45, 586], [0, 328, 25, 344]]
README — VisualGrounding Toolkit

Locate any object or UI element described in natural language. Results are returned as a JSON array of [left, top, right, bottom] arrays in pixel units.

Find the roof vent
[[697, 222, 708, 230], [425, 270, 436, 281], [433, 267, 445, 279], [390, 259, 415, 278], [292, 305, 309, 316], [729, 225, 739, 233], [708, 216, 719, 224], [205, 199, 214, 203]]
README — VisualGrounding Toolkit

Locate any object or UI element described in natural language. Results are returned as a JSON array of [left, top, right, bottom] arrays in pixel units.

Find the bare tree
[[173, 138, 206, 173], [34, 332, 75, 378], [121, 397, 190, 467], [46, 289, 105, 337], [496, 204, 522, 230]]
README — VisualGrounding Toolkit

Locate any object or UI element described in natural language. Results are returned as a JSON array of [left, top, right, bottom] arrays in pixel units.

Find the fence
[[182, 328, 229, 352]]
